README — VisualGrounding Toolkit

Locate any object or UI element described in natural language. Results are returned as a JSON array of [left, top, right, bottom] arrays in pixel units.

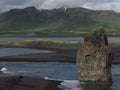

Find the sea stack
[[76, 28, 113, 85]]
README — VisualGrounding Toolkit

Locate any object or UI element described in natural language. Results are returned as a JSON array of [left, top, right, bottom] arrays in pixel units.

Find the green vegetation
[[0, 41, 14, 46], [109, 40, 120, 43], [19, 39, 81, 46], [0, 39, 80, 47], [19, 39, 62, 46], [0, 39, 119, 47], [0, 6, 120, 36]]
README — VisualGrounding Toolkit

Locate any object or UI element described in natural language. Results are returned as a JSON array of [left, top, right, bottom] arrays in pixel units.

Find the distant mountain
[[0, 6, 120, 36]]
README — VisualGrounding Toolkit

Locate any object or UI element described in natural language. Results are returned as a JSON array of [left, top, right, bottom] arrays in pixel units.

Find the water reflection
[[80, 83, 111, 90], [0, 48, 52, 57]]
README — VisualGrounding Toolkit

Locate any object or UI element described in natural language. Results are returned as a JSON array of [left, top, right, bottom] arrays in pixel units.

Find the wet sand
[[0, 74, 62, 90], [0, 43, 119, 64]]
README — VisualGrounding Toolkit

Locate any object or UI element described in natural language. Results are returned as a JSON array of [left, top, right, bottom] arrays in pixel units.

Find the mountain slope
[[0, 6, 120, 36]]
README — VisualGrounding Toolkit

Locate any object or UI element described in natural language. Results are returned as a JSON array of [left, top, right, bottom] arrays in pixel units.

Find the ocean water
[[0, 62, 78, 80], [0, 62, 119, 90]]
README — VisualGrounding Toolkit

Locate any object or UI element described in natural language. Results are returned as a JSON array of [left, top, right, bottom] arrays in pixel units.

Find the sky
[[0, 0, 120, 13]]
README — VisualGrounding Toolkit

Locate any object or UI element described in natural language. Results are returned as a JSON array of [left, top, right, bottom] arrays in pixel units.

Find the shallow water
[[0, 62, 78, 80], [0, 37, 83, 42], [0, 48, 52, 57], [0, 62, 119, 90], [0, 37, 119, 42]]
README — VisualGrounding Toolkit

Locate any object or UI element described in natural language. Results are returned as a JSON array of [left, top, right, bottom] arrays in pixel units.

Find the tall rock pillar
[[76, 28, 113, 85]]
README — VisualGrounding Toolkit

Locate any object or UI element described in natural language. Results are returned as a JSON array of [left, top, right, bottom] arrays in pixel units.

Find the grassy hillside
[[0, 6, 120, 37]]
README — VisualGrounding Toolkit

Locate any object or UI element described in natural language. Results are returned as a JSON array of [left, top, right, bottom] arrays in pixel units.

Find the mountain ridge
[[0, 6, 120, 36]]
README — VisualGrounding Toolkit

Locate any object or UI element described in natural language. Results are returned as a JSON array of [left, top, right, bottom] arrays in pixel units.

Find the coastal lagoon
[[0, 62, 119, 90], [0, 37, 119, 42], [0, 36, 119, 90], [0, 48, 52, 57]]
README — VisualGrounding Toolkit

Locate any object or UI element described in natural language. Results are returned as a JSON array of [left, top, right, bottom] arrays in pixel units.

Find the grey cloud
[[0, 0, 28, 5], [84, 0, 112, 3], [38, 0, 116, 10], [0, 0, 33, 12], [81, 1, 120, 12], [0, 0, 120, 13]]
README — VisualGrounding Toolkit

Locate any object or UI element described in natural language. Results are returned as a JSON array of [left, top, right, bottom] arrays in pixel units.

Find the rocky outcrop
[[76, 28, 113, 85]]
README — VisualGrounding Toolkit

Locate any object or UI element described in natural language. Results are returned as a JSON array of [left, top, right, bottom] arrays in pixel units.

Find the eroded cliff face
[[76, 28, 113, 85]]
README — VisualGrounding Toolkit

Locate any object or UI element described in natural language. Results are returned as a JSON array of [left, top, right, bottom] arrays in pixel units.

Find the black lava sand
[[0, 43, 119, 64], [0, 74, 62, 90]]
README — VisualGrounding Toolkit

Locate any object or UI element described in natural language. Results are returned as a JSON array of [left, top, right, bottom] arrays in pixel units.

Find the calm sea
[[0, 62, 119, 90]]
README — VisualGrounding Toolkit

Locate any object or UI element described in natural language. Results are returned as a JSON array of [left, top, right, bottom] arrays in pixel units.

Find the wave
[[44, 77, 82, 90], [0, 67, 15, 75], [59, 80, 81, 90]]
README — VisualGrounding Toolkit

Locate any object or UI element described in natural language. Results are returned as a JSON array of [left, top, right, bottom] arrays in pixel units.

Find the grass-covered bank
[[0, 39, 81, 47], [0, 39, 120, 47], [0, 39, 119, 64]]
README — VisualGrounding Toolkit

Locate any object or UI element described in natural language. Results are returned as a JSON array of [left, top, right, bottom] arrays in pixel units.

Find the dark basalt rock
[[76, 28, 113, 85], [84, 28, 108, 47]]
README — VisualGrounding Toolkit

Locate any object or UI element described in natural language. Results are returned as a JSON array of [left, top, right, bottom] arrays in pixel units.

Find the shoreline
[[0, 43, 119, 64], [0, 43, 119, 90], [0, 74, 62, 90]]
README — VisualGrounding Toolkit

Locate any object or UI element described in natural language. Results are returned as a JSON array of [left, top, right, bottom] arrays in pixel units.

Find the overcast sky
[[0, 0, 120, 13]]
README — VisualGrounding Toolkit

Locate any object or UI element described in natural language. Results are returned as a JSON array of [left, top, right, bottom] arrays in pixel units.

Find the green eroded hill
[[0, 6, 120, 37]]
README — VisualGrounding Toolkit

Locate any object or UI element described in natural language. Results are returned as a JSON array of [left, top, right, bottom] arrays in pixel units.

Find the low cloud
[[0, 0, 120, 13], [82, 1, 120, 12]]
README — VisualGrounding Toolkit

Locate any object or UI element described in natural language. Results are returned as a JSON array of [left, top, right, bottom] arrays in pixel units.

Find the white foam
[[0, 67, 15, 74], [44, 76, 62, 81], [0, 67, 7, 73], [58, 80, 82, 90], [44, 77, 49, 80], [44, 76, 83, 90]]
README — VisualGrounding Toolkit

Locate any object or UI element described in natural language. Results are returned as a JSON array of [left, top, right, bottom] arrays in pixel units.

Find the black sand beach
[[0, 43, 119, 90], [0, 43, 119, 64], [0, 74, 62, 90]]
